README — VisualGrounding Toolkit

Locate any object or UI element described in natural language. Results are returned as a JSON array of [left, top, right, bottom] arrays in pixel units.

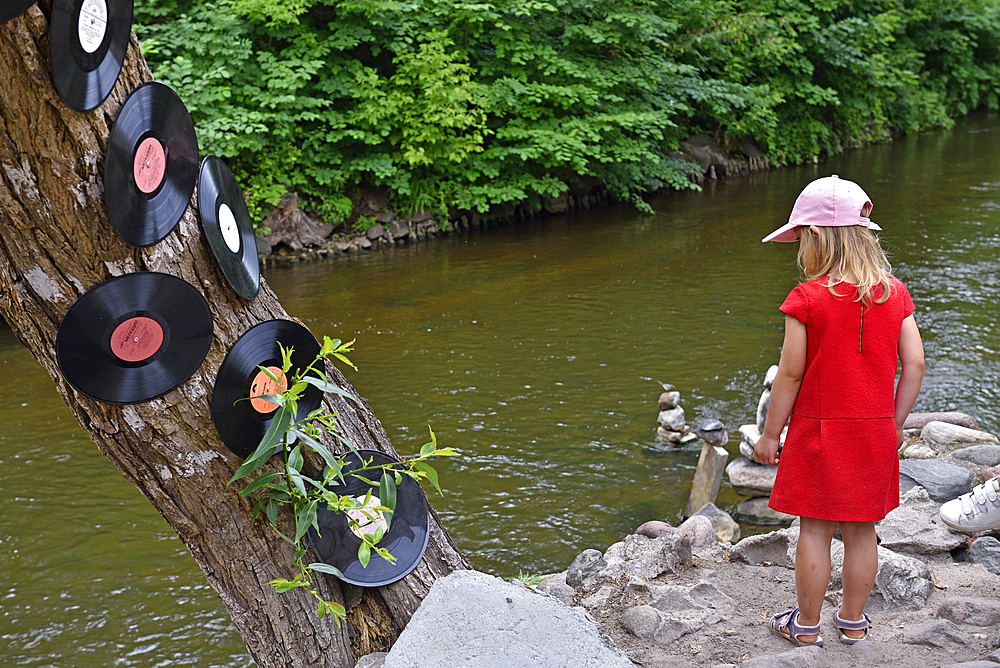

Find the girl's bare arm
[[754, 315, 807, 466]]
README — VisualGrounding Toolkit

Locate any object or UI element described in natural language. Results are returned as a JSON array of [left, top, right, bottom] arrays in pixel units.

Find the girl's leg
[[794, 517, 838, 642], [837, 521, 878, 639]]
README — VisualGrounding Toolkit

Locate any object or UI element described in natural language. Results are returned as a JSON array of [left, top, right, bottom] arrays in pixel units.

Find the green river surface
[[2, 112, 1000, 666]]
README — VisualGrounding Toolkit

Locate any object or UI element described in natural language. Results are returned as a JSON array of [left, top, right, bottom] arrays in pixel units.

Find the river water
[[2, 113, 999, 665]]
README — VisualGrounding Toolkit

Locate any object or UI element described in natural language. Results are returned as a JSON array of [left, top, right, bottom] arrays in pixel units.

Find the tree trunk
[[0, 6, 471, 667]]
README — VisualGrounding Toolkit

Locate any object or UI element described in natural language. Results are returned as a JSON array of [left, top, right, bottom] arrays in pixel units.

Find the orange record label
[[250, 366, 287, 414], [110, 316, 164, 363], [133, 137, 166, 194]]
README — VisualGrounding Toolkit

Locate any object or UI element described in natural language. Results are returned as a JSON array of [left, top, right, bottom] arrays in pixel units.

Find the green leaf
[[308, 562, 346, 579], [358, 541, 371, 568], [229, 407, 292, 484], [420, 441, 435, 457], [266, 500, 278, 526], [295, 499, 318, 543], [301, 376, 359, 402], [238, 471, 284, 496], [413, 461, 443, 495], [288, 443, 304, 473], [318, 601, 326, 619], [289, 429, 340, 470]]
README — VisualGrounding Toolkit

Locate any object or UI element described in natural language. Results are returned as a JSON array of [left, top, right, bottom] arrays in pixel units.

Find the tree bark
[[0, 6, 471, 667]]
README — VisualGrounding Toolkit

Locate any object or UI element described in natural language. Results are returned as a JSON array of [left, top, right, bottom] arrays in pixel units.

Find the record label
[[249, 366, 286, 414], [346, 495, 389, 540], [218, 203, 241, 253], [133, 137, 166, 194], [110, 316, 163, 362], [78, 0, 108, 53]]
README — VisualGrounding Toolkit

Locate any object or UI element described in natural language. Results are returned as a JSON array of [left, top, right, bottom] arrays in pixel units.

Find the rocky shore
[[356, 410, 1000, 668], [253, 133, 769, 268]]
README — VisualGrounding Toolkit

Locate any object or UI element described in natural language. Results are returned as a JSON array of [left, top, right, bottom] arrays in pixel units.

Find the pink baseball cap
[[762, 174, 881, 243]]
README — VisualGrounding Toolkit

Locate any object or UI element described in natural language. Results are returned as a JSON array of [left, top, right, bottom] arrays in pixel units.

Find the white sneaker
[[940, 478, 1000, 533]]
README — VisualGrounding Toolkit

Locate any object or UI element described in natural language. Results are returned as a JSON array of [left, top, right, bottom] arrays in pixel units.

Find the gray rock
[[726, 457, 778, 497], [901, 619, 969, 647], [535, 571, 575, 606], [875, 486, 967, 555], [937, 597, 1000, 626], [655, 426, 684, 445], [940, 662, 999, 668], [697, 419, 729, 447], [582, 585, 614, 609], [621, 580, 731, 644], [382, 570, 633, 668], [952, 445, 1000, 467], [743, 645, 822, 668], [601, 533, 692, 582], [922, 421, 999, 454], [677, 515, 715, 548], [730, 526, 797, 568], [635, 520, 674, 538], [899, 459, 974, 502], [693, 502, 741, 543], [387, 220, 410, 238], [658, 391, 680, 410], [365, 224, 385, 240], [658, 407, 686, 430], [756, 389, 770, 432], [904, 412, 980, 431], [566, 549, 606, 590], [831, 544, 934, 611], [356, 652, 387, 668], [966, 537, 1000, 575], [902, 444, 938, 459], [736, 497, 796, 526]]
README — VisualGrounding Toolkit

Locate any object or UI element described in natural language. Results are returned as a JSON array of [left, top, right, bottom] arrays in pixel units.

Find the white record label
[[218, 203, 241, 253], [78, 0, 108, 54]]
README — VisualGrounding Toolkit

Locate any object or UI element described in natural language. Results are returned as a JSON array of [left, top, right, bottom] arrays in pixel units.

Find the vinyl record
[[197, 156, 260, 300], [49, 0, 133, 113], [104, 81, 199, 248], [2, 0, 36, 24], [309, 450, 430, 587], [212, 320, 322, 458], [55, 272, 213, 405]]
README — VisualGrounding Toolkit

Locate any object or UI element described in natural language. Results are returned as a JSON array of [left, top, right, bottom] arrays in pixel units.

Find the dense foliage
[[134, 0, 1000, 221]]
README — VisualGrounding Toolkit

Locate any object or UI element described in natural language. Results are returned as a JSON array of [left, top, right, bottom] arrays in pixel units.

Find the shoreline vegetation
[[135, 0, 1000, 267]]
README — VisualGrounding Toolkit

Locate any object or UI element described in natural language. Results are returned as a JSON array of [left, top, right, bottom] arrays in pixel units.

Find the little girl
[[754, 175, 924, 646]]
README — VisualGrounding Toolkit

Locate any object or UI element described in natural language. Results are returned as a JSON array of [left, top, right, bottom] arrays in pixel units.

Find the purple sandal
[[769, 608, 823, 647], [833, 606, 870, 644]]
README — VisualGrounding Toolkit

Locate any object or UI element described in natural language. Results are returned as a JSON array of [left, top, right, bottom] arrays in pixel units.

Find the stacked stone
[[726, 365, 795, 525], [654, 383, 696, 448]]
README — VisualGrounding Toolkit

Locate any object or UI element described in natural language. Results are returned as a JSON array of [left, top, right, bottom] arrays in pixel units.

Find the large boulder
[[382, 570, 633, 668], [899, 459, 974, 502], [693, 502, 741, 543], [904, 412, 980, 431], [830, 543, 935, 611], [621, 580, 733, 644], [566, 533, 691, 592], [875, 486, 966, 556]]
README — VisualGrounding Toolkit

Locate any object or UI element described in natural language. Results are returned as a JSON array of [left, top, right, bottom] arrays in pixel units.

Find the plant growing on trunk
[[229, 336, 456, 623]]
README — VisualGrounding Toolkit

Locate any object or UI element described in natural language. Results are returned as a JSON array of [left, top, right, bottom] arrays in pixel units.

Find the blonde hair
[[796, 224, 893, 305]]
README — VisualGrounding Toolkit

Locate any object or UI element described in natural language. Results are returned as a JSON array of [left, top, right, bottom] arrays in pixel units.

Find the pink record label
[[110, 316, 164, 363], [250, 366, 287, 414], [78, 0, 108, 54], [347, 495, 389, 541], [133, 137, 166, 194]]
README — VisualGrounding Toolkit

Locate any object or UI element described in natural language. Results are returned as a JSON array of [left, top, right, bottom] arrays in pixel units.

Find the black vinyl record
[[55, 272, 213, 405], [104, 81, 199, 248], [212, 320, 322, 458], [197, 156, 260, 300], [49, 0, 133, 113], [309, 450, 430, 587], [2, 0, 36, 24]]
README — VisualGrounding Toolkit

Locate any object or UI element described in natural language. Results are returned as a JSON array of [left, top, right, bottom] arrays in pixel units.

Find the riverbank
[[255, 133, 769, 269]]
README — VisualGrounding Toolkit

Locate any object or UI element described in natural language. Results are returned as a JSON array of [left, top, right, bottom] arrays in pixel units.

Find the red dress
[[767, 277, 915, 522]]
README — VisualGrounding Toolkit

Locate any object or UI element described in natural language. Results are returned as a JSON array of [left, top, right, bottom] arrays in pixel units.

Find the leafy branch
[[228, 335, 457, 623]]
